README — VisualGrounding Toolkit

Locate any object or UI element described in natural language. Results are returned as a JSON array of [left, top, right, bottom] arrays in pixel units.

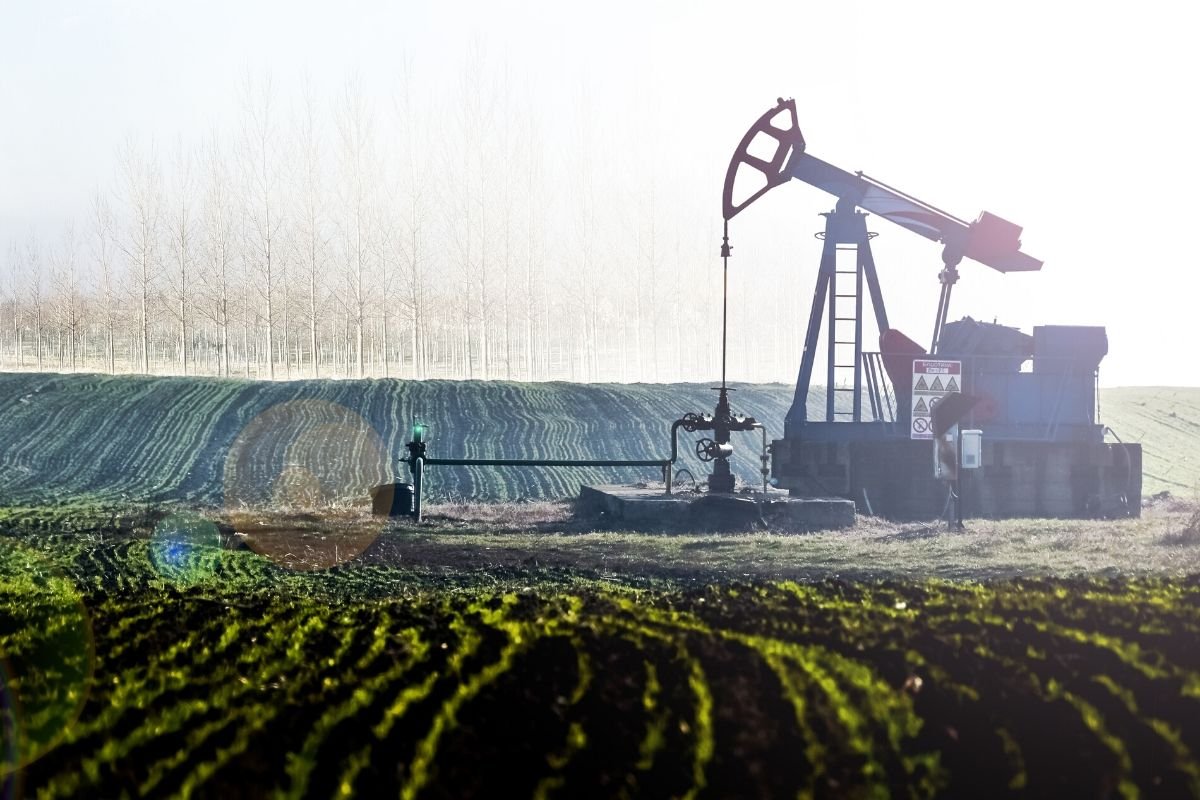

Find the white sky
[[2, 0, 1198, 386]]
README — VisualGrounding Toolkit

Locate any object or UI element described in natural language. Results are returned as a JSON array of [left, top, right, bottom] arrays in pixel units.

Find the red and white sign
[[910, 359, 962, 440]]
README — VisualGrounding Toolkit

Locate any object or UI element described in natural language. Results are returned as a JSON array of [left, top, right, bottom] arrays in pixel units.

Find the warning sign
[[911, 359, 962, 440]]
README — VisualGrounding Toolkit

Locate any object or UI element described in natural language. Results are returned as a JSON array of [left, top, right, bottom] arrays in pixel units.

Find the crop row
[[4, 538, 1200, 797], [0, 373, 802, 508]]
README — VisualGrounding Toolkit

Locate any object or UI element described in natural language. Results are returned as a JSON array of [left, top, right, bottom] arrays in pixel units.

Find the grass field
[[2, 373, 1197, 507], [3, 373, 1200, 798], [1100, 387, 1200, 497], [5, 514, 1200, 799]]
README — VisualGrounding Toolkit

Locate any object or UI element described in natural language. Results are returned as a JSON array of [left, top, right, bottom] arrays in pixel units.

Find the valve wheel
[[681, 412, 703, 433], [695, 438, 717, 462]]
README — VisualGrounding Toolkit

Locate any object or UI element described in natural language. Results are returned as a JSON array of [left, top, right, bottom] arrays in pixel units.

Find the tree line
[[2, 64, 806, 385]]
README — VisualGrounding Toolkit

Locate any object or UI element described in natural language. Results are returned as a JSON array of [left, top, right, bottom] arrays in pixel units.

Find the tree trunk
[[282, 284, 290, 379], [265, 255, 275, 380], [381, 309, 389, 378], [220, 296, 229, 378], [310, 269, 319, 378], [35, 308, 42, 371]]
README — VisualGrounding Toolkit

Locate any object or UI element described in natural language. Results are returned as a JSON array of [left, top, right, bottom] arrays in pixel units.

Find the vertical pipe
[[413, 456, 424, 523], [760, 424, 769, 497], [954, 430, 963, 528], [721, 220, 730, 389]]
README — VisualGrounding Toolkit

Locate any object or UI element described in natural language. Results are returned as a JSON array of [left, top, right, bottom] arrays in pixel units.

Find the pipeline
[[403, 417, 767, 523]]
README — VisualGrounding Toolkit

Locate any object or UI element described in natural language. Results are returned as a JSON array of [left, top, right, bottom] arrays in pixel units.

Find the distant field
[[1099, 387, 1200, 497], [0, 372, 1197, 508]]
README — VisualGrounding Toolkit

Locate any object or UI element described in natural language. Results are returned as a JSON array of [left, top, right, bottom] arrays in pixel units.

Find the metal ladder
[[828, 244, 863, 420]]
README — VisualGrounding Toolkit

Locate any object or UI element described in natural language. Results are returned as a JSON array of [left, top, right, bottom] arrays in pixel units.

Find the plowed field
[[4, 531, 1200, 799]]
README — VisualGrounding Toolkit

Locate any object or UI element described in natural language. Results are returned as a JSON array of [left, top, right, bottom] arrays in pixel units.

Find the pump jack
[[722, 98, 1138, 519], [723, 98, 1041, 435]]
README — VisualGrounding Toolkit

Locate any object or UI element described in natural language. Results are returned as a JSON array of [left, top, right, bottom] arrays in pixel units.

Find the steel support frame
[[785, 199, 889, 437]]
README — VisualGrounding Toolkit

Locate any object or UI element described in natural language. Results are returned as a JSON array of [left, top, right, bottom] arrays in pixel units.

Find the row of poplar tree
[[2, 63, 804, 384]]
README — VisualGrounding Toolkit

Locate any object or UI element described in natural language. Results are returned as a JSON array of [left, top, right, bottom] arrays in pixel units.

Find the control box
[[961, 429, 982, 469]]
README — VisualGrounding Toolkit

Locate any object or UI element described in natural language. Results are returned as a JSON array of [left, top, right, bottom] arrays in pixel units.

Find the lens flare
[[222, 399, 389, 571], [0, 540, 94, 781], [148, 512, 223, 587]]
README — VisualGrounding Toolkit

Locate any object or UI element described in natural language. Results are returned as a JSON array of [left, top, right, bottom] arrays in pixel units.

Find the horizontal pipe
[[423, 458, 670, 468]]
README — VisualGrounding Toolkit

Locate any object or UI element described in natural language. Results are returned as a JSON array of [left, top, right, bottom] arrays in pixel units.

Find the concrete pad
[[577, 485, 855, 532]]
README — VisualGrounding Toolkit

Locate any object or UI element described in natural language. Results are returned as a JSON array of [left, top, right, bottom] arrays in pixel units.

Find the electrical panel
[[961, 429, 982, 470]]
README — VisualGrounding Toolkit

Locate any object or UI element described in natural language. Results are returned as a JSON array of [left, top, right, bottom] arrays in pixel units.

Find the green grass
[[2, 373, 1197, 508], [4, 373, 1200, 796], [3, 530, 1200, 798], [0, 374, 1195, 510], [0, 372, 799, 507]]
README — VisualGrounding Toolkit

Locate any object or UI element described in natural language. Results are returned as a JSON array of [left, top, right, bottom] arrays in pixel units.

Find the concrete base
[[577, 485, 856, 532]]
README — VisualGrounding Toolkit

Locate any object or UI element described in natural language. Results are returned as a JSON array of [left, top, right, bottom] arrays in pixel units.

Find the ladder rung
[[834, 317, 857, 321], [834, 363, 856, 368], [835, 270, 857, 274], [835, 294, 858, 298], [834, 387, 857, 392]]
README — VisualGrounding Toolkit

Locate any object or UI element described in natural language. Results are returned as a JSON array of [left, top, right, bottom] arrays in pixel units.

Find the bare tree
[[441, 47, 498, 379], [627, 173, 663, 382], [374, 192, 401, 379], [334, 77, 379, 378], [441, 88, 475, 378], [520, 99, 548, 381], [465, 47, 495, 380], [164, 140, 197, 374], [115, 137, 162, 374], [568, 82, 602, 381], [198, 133, 237, 377], [21, 234, 47, 370], [393, 60, 433, 379], [293, 75, 328, 377], [495, 66, 519, 379], [50, 222, 84, 370], [2, 241, 20, 368], [90, 191, 121, 373], [239, 73, 285, 380]]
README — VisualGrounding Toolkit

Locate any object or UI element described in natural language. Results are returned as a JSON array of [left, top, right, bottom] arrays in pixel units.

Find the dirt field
[[4, 499, 1200, 798]]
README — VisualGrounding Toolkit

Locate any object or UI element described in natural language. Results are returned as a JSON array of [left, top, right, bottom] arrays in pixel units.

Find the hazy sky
[[3, 0, 1198, 386]]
